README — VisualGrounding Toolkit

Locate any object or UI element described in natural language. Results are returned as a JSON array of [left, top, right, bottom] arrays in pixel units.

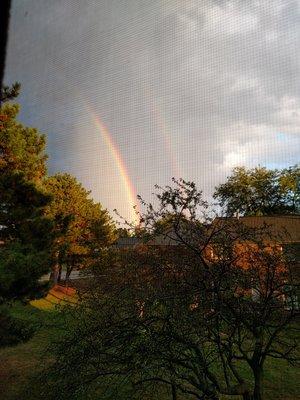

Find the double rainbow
[[86, 93, 182, 226]]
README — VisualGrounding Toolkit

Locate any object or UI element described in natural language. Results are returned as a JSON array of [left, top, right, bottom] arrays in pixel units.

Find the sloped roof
[[115, 234, 179, 248], [114, 237, 142, 248], [222, 215, 300, 244], [115, 216, 300, 248]]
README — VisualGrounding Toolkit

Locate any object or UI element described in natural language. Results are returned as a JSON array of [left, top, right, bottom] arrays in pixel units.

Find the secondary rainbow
[[142, 83, 183, 179], [150, 100, 182, 179], [90, 112, 140, 224]]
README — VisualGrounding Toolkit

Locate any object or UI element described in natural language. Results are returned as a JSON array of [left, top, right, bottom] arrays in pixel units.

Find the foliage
[[0, 306, 34, 348], [116, 227, 133, 238], [214, 165, 300, 216], [0, 82, 21, 103], [0, 103, 53, 346], [38, 180, 299, 400], [0, 103, 47, 180], [43, 173, 116, 282]]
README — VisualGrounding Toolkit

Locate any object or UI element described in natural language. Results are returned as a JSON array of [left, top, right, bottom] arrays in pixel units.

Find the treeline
[[0, 99, 116, 346]]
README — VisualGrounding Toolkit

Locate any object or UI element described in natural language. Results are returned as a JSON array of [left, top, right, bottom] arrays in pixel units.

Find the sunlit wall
[[5, 0, 300, 222]]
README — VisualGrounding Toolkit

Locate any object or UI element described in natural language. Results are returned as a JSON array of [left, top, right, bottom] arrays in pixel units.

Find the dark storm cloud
[[4, 0, 300, 219]]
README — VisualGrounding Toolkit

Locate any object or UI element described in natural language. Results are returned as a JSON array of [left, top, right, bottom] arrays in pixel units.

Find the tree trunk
[[57, 265, 63, 283], [241, 368, 263, 400], [242, 393, 262, 400], [50, 263, 59, 285], [66, 266, 73, 282], [253, 367, 263, 400], [171, 383, 177, 400], [50, 251, 60, 284]]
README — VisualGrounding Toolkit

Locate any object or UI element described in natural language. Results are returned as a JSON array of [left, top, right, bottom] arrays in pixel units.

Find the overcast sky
[[5, 0, 300, 222]]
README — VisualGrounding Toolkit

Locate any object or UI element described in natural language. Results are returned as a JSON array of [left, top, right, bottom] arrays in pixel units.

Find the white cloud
[[275, 96, 300, 132], [218, 122, 300, 180], [231, 76, 260, 92], [204, 3, 258, 35]]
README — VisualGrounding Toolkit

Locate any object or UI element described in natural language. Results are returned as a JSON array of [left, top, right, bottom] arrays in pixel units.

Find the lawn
[[0, 288, 299, 400], [0, 305, 58, 399], [0, 286, 74, 400]]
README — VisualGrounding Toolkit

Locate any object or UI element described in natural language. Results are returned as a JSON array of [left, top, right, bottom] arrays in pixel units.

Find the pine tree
[[0, 103, 53, 346], [44, 173, 116, 283]]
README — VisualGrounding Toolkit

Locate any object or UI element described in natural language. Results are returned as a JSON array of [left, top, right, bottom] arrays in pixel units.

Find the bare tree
[[40, 180, 299, 400]]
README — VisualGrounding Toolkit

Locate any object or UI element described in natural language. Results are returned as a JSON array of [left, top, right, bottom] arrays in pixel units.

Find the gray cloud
[[5, 0, 300, 220]]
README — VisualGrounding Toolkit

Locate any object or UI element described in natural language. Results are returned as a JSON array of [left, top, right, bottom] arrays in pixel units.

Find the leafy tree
[[38, 180, 299, 400], [0, 103, 53, 346], [214, 165, 300, 216], [0, 103, 47, 180], [0, 83, 21, 130], [44, 173, 116, 283], [0, 174, 52, 301], [0, 82, 21, 104], [116, 227, 133, 238]]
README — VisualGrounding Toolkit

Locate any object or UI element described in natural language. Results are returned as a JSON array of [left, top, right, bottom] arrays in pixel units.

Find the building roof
[[115, 215, 300, 248], [114, 237, 142, 248], [115, 233, 180, 248], [221, 215, 300, 244]]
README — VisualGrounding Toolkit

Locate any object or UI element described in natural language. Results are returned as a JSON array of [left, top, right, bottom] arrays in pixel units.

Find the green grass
[[0, 301, 299, 400], [0, 303, 63, 400], [218, 357, 300, 400]]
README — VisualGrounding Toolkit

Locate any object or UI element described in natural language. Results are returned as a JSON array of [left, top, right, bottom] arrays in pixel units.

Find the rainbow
[[150, 101, 182, 179], [142, 84, 183, 179], [89, 112, 140, 225]]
